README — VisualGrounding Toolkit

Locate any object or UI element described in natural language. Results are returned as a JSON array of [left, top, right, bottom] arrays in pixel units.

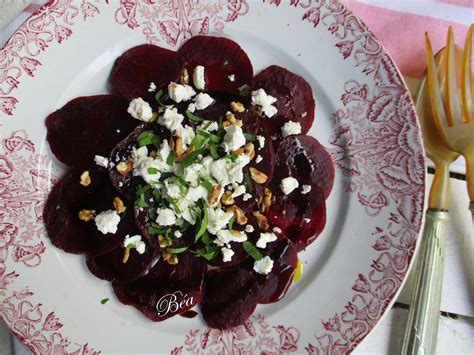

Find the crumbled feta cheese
[[116, 129, 121, 133], [94, 155, 108, 168], [273, 227, 282, 234], [228, 74, 235, 82], [176, 124, 195, 149], [255, 155, 263, 164], [242, 193, 252, 201], [136, 159, 162, 184], [301, 184, 312, 194], [128, 98, 154, 122], [95, 210, 120, 234], [215, 229, 247, 246], [183, 163, 201, 185], [174, 230, 182, 238], [191, 93, 214, 111], [186, 185, 208, 203], [222, 125, 246, 153], [232, 185, 246, 198], [280, 176, 299, 195], [256, 232, 277, 249], [193, 65, 206, 90], [156, 208, 176, 226], [211, 155, 250, 186], [123, 235, 146, 254], [187, 103, 196, 113], [132, 146, 149, 162], [168, 82, 196, 102], [158, 108, 184, 132], [253, 256, 274, 275], [164, 178, 181, 199], [148, 82, 157, 92], [221, 247, 234, 262], [281, 121, 302, 137], [206, 207, 234, 235], [198, 120, 218, 132], [244, 224, 255, 233], [251, 88, 278, 118], [303, 218, 311, 223], [256, 135, 265, 149]]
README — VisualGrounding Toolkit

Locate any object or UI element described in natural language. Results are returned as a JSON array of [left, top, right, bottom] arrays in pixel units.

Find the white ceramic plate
[[0, 1, 425, 353]]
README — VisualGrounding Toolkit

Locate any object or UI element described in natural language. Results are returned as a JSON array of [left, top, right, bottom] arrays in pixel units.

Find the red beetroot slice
[[108, 123, 170, 200], [173, 36, 253, 93], [109, 44, 177, 101], [254, 237, 298, 304], [86, 237, 160, 283], [253, 65, 315, 136], [200, 268, 259, 329], [113, 253, 206, 321], [43, 170, 136, 256], [276, 135, 334, 199], [266, 184, 326, 252], [45, 95, 139, 171]]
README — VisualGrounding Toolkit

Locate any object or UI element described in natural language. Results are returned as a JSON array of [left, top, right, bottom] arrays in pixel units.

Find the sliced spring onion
[[243, 241, 263, 261], [239, 84, 250, 97], [243, 172, 254, 192], [166, 151, 176, 165], [137, 130, 161, 147], [192, 245, 220, 261], [195, 208, 208, 241], [186, 110, 205, 122], [166, 246, 188, 254], [227, 215, 235, 230]]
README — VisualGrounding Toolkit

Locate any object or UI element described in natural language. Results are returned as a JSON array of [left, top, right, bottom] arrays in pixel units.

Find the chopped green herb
[[201, 230, 212, 246], [192, 245, 220, 261], [195, 208, 208, 241], [243, 241, 263, 261], [100, 298, 109, 305], [166, 246, 188, 254], [227, 215, 235, 230], [166, 151, 176, 165], [244, 172, 254, 192], [224, 152, 239, 161], [178, 177, 188, 195], [209, 133, 221, 143], [209, 144, 220, 160], [239, 84, 250, 97], [136, 184, 152, 196], [244, 133, 256, 141], [155, 89, 166, 108], [182, 150, 201, 167], [168, 198, 182, 214], [148, 208, 157, 221], [200, 180, 213, 193], [137, 130, 161, 147], [192, 134, 210, 151], [223, 59, 230, 66], [135, 198, 149, 208], [186, 110, 205, 122], [147, 167, 160, 175], [148, 225, 160, 235], [152, 188, 161, 202]]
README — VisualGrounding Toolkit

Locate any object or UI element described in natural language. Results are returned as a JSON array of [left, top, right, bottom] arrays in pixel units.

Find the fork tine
[[426, 33, 449, 133], [445, 26, 463, 126], [461, 24, 473, 123]]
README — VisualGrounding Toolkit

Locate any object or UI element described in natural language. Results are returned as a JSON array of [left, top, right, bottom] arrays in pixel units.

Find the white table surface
[[0, 2, 473, 354]]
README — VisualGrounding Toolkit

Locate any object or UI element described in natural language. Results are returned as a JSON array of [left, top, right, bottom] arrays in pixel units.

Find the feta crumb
[[303, 218, 311, 223], [186, 185, 209, 203], [221, 247, 234, 262], [123, 235, 146, 254], [301, 184, 312, 194], [193, 65, 206, 90], [280, 176, 299, 195], [242, 193, 252, 201], [281, 121, 302, 138], [136, 159, 162, 184], [256, 232, 277, 249], [116, 129, 121, 133], [198, 120, 218, 132], [94, 155, 108, 168], [158, 108, 184, 132], [232, 185, 246, 198], [215, 229, 247, 246], [156, 208, 176, 226], [256, 135, 265, 149], [148, 82, 157, 92], [128, 98, 154, 122], [191, 93, 214, 111], [168, 82, 196, 103], [228, 74, 235, 82], [176, 124, 195, 149], [251, 88, 278, 118], [118, 182, 123, 187], [174, 230, 182, 239], [222, 125, 246, 152], [255, 155, 263, 164], [207, 207, 234, 235], [95, 210, 120, 234], [253, 256, 274, 275], [244, 224, 255, 233], [273, 226, 282, 234]]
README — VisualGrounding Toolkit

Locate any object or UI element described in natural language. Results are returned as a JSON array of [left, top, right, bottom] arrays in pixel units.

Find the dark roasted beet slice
[[173, 36, 253, 93], [45, 95, 139, 171], [86, 237, 160, 283], [254, 237, 297, 304], [276, 135, 334, 199], [43, 170, 136, 256], [200, 268, 259, 329], [266, 184, 326, 252], [113, 253, 206, 321], [108, 123, 169, 200], [109, 44, 177, 101], [253, 65, 315, 136]]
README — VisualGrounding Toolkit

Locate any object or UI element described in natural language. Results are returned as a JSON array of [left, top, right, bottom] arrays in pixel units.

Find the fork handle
[[401, 210, 449, 355]]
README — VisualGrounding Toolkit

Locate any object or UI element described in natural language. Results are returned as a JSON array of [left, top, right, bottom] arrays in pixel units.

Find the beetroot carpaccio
[[43, 36, 334, 329]]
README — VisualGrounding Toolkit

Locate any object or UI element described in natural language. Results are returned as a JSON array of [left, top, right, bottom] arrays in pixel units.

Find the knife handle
[[401, 210, 449, 355]]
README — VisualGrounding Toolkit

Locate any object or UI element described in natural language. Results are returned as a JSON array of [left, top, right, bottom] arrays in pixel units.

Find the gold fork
[[428, 25, 474, 212]]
